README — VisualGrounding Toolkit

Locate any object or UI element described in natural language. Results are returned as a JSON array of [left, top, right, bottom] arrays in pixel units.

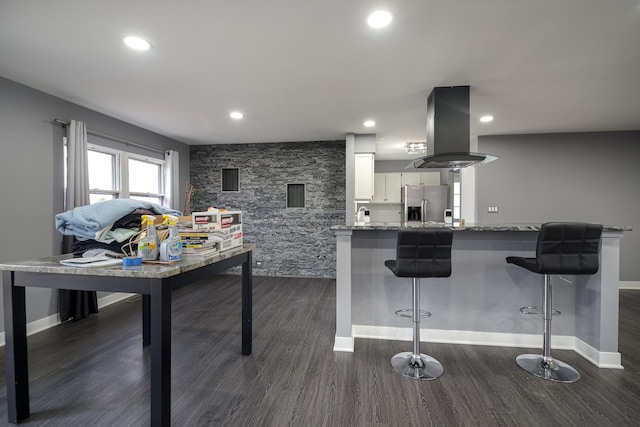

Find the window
[[87, 144, 165, 205], [287, 183, 305, 208], [221, 168, 239, 192], [87, 150, 116, 204], [128, 157, 163, 204]]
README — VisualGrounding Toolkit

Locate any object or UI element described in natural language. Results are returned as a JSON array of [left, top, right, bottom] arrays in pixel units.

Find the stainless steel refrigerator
[[402, 185, 449, 223]]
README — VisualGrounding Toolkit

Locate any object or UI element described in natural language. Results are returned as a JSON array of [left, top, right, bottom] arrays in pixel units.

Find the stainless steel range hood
[[409, 85, 498, 170]]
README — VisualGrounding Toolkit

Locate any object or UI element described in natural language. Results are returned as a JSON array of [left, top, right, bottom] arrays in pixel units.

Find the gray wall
[[190, 141, 345, 278], [477, 131, 640, 281], [0, 76, 190, 332]]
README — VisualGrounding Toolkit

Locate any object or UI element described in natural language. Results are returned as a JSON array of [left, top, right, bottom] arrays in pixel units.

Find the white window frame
[[88, 143, 166, 204]]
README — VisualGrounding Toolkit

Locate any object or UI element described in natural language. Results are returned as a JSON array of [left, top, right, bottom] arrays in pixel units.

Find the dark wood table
[[1, 245, 254, 426]]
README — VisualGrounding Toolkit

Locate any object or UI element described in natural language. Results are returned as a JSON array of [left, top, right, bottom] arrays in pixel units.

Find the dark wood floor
[[1, 276, 639, 426]]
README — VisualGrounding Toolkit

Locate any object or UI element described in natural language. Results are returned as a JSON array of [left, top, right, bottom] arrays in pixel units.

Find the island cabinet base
[[333, 227, 624, 369]]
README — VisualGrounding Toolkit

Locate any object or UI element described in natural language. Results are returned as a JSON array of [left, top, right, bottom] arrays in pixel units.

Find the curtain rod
[[54, 119, 165, 155]]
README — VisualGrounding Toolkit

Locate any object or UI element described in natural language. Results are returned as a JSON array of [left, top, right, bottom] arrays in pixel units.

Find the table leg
[[242, 251, 252, 355], [150, 279, 171, 427], [2, 271, 30, 423], [142, 294, 150, 346]]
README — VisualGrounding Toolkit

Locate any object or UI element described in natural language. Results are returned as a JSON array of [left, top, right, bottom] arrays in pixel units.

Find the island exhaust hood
[[409, 85, 498, 169]]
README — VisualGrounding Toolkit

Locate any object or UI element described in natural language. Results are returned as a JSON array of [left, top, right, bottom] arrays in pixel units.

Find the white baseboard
[[347, 325, 623, 369], [620, 281, 640, 290], [333, 335, 355, 352], [0, 292, 136, 347], [97, 292, 136, 308], [573, 337, 623, 369]]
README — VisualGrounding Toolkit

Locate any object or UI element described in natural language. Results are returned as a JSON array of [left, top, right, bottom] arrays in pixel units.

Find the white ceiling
[[1, 0, 639, 160]]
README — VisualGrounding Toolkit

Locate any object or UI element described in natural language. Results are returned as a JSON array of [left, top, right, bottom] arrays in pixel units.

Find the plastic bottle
[[138, 215, 159, 261], [159, 214, 183, 262]]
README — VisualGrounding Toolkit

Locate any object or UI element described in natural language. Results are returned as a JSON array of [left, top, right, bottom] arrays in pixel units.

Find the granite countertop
[[331, 222, 631, 232], [0, 244, 256, 277]]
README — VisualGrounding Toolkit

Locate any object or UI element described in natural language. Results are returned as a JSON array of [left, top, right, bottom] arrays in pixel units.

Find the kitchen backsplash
[[359, 204, 403, 223], [190, 141, 345, 278]]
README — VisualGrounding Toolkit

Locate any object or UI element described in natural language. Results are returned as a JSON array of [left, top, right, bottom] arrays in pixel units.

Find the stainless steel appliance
[[408, 85, 498, 170], [402, 185, 449, 223]]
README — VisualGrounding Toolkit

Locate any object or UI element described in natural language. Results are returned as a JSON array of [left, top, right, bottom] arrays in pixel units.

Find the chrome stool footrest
[[516, 354, 580, 383], [395, 308, 431, 319], [391, 351, 443, 380], [519, 305, 561, 316]]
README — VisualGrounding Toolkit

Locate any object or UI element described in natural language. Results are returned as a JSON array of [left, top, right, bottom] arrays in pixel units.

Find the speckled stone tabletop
[[0, 244, 256, 278]]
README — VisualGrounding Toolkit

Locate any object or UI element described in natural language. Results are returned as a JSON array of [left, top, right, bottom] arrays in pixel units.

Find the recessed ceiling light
[[367, 10, 393, 28], [230, 111, 244, 119], [480, 115, 494, 123], [363, 120, 376, 127], [406, 142, 427, 154], [123, 36, 151, 51]]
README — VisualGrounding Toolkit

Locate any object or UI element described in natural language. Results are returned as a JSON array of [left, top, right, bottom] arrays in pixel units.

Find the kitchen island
[[332, 223, 630, 368]]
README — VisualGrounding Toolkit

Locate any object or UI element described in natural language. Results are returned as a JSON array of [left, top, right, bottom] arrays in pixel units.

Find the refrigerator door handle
[[403, 202, 408, 223], [421, 199, 427, 223]]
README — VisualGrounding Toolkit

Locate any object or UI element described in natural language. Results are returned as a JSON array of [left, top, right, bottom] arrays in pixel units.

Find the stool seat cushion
[[385, 228, 453, 278], [505, 256, 540, 273], [506, 222, 603, 275]]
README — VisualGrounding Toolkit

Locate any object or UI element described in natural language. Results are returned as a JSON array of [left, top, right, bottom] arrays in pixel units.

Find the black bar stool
[[385, 228, 453, 380], [506, 222, 603, 383]]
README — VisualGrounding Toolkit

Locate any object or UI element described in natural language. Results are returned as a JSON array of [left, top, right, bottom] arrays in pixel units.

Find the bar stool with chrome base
[[506, 222, 603, 383], [385, 228, 453, 380]]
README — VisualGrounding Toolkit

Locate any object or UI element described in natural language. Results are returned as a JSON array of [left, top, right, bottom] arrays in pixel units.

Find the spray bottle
[[138, 215, 159, 261], [159, 214, 183, 262]]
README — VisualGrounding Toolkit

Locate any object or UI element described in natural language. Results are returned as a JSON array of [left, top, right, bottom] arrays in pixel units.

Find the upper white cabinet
[[401, 172, 440, 187], [372, 173, 402, 203], [354, 153, 375, 200], [373, 174, 386, 203]]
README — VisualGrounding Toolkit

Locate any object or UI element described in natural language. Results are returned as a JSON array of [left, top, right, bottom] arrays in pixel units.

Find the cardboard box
[[219, 223, 243, 251], [192, 210, 242, 231], [190, 210, 243, 251]]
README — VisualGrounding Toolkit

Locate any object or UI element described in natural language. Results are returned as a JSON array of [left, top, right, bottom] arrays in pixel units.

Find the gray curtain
[[163, 149, 180, 211], [60, 119, 98, 322]]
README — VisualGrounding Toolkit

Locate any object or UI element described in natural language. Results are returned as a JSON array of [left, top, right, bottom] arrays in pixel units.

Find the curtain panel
[[164, 150, 180, 211], [60, 119, 98, 322]]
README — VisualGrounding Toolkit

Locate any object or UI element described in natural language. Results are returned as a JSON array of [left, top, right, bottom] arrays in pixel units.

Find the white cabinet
[[372, 173, 402, 203], [401, 172, 440, 187], [373, 173, 386, 202], [401, 172, 421, 187], [354, 153, 374, 200], [385, 173, 402, 203]]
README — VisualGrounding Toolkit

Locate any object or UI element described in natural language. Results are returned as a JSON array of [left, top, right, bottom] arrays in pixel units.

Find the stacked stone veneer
[[190, 141, 345, 278]]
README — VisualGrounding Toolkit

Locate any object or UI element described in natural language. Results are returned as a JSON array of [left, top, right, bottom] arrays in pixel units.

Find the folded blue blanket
[[55, 199, 182, 240]]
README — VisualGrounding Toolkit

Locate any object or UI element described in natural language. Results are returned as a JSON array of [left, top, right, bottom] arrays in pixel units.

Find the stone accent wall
[[190, 141, 345, 278]]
